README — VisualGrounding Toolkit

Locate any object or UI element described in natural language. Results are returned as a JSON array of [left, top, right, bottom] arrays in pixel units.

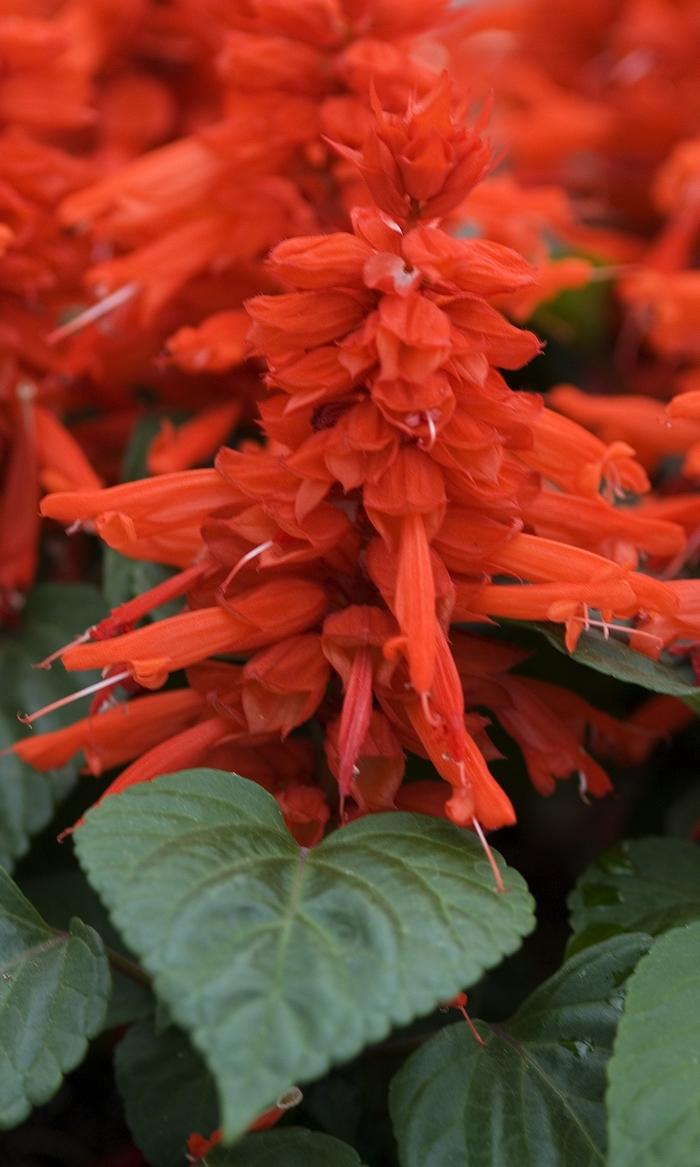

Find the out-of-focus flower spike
[[668, 390, 700, 421], [34, 404, 103, 494], [163, 310, 251, 374], [0, 393, 40, 612]]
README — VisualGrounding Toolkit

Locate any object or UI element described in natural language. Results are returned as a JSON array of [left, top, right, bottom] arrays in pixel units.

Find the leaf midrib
[[239, 846, 310, 1096], [493, 1026, 606, 1163]]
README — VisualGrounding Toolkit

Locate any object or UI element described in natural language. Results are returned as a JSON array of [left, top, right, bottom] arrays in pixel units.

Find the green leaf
[[532, 624, 700, 709], [207, 1128, 365, 1167], [115, 1016, 219, 1167], [103, 549, 178, 617], [119, 411, 186, 483], [532, 269, 613, 352], [75, 769, 534, 1141], [390, 934, 651, 1167], [0, 583, 107, 871], [120, 413, 162, 482], [607, 922, 700, 1167], [20, 867, 152, 1030], [568, 838, 700, 953], [0, 866, 110, 1127]]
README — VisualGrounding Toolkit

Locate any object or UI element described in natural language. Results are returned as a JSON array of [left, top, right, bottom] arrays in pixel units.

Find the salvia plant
[[1, 2, 699, 1165]]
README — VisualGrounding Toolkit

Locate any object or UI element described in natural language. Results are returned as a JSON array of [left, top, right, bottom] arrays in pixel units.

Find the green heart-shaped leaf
[[390, 934, 651, 1167], [0, 867, 110, 1127], [75, 769, 534, 1140], [607, 922, 700, 1167]]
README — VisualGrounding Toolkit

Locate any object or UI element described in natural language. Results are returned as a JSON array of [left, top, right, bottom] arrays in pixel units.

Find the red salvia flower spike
[[25, 24, 683, 848]]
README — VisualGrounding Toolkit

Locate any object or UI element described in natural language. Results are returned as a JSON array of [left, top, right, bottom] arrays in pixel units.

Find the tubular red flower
[[334, 645, 374, 809], [94, 716, 234, 803], [12, 689, 205, 775], [62, 578, 328, 687], [241, 635, 330, 737], [393, 513, 437, 697]]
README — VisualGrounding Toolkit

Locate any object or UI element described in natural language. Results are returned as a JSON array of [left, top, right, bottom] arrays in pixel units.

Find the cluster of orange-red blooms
[[4, 1, 700, 872]]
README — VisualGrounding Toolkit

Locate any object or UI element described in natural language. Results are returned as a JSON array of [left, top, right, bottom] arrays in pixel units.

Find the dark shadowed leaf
[[0, 583, 107, 871], [21, 866, 152, 1029], [390, 934, 651, 1167], [75, 769, 534, 1140], [115, 1016, 219, 1167], [568, 837, 700, 953], [208, 1128, 365, 1166], [532, 624, 700, 710]]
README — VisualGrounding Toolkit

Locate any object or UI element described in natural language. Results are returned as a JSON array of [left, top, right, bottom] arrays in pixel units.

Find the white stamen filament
[[34, 628, 93, 670], [578, 769, 591, 805], [18, 670, 130, 725], [473, 816, 505, 894], [219, 540, 273, 597], [47, 283, 139, 344], [570, 612, 663, 648]]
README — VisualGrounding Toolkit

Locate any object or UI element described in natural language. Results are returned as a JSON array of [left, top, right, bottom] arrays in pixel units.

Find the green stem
[[106, 946, 152, 990]]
